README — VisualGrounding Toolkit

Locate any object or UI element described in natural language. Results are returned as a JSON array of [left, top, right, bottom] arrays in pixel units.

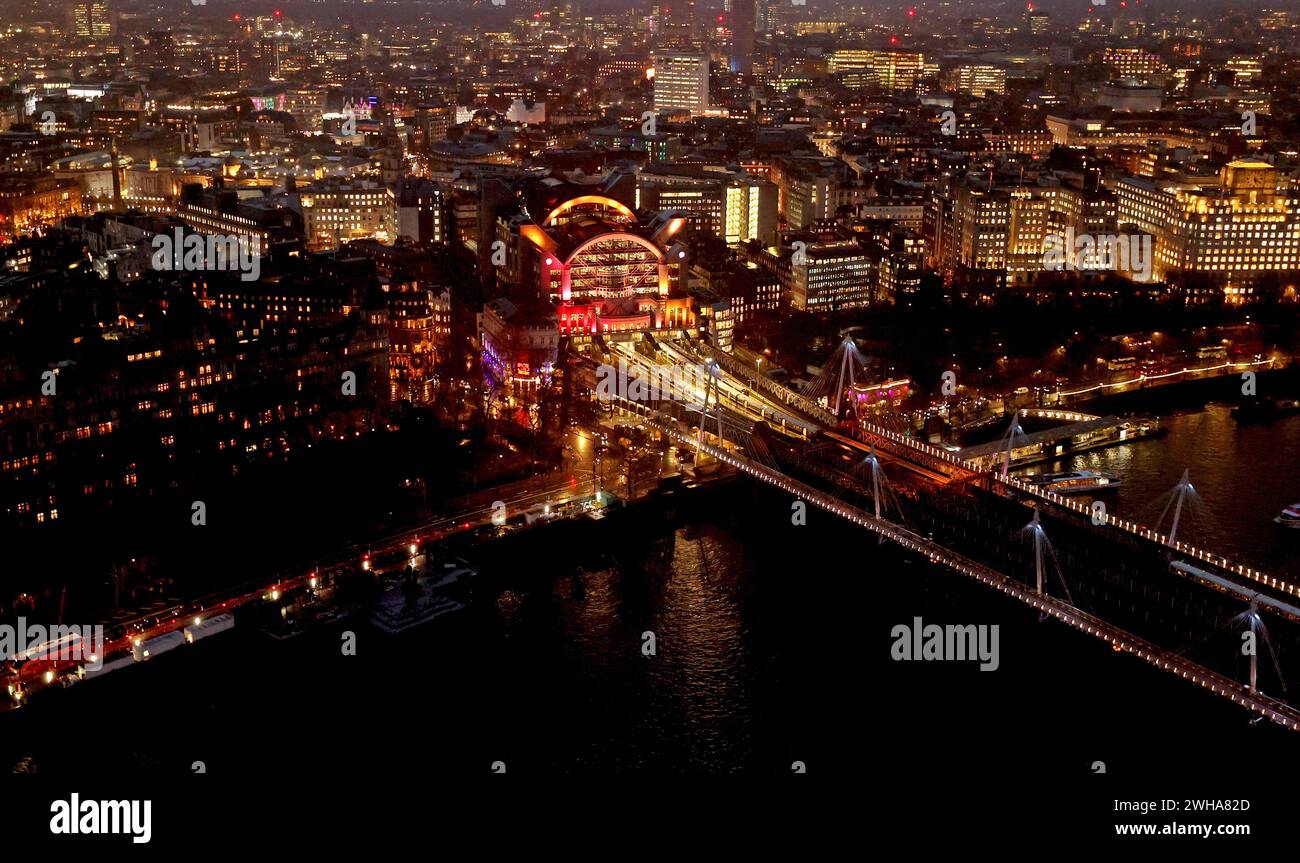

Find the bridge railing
[[641, 406, 1300, 733], [1050, 357, 1279, 403], [857, 420, 983, 474], [996, 473, 1300, 600], [608, 343, 814, 439], [643, 348, 1296, 603], [848, 417, 1296, 602], [691, 340, 839, 427]]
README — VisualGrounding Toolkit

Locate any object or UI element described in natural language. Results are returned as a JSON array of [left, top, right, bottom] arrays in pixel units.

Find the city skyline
[[0, 0, 1298, 846]]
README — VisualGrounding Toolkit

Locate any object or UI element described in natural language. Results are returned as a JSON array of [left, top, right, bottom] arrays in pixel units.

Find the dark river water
[[1028, 406, 1300, 582], [4, 407, 1299, 779]]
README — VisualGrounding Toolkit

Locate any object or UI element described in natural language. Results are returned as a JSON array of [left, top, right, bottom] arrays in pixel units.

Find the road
[[2, 423, 642, 708]]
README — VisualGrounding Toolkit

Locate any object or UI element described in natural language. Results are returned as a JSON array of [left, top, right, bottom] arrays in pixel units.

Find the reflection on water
[[4, 468, 1291, 777], [490, 523, 767, 771], [8, 412, 1298, 775], [1035, 405, 1300, 580]]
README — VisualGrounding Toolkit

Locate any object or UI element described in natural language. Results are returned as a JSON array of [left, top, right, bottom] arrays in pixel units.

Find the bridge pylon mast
[[1231, 597, 1287, 699], [1029, 508, 1046, 595], [1000, 410, 1022, 478], [869, 444, 881, 521], [1166, 468, 1192, 547], [696, 361, 723, 451], [1250, 600, 1259, 694], [834, 336, 857, 418], [715, 364, 723, 444]]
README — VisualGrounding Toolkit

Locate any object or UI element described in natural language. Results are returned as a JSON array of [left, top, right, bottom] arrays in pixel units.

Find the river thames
[[4, 403, 1299, 776], [1033, 405, 1300, 582]]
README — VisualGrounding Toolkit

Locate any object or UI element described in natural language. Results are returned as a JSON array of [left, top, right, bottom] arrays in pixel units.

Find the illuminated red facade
[[517, 195, 696, 335]]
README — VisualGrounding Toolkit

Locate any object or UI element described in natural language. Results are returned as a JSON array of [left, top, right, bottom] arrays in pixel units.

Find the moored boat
[[1275, 503, 1300, 528], [1026, 469, 1121, 494]]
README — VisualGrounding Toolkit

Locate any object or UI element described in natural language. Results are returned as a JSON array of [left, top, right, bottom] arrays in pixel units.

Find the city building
[[0, 176, 83, 241], [652, 51, 710, 117], [395, 177, 447, 245], [828, 50, 931, 91], [512, 194, 695, 335], [1116, 160, 1300, 300], [728, 0, 756, 75], [770, 156, 855, 230], [177, 182, 302, 261], [0, 273, 388, 531], [738, 236, 874, 312], [299, 179, 398, 251], [943, 64, 1007, 97], [478, 298, 559, 402], [70, 0, 112, 38], [387, 282, 451, 405], [689, 257, 782, 327], [637, 164, 778, 245]]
